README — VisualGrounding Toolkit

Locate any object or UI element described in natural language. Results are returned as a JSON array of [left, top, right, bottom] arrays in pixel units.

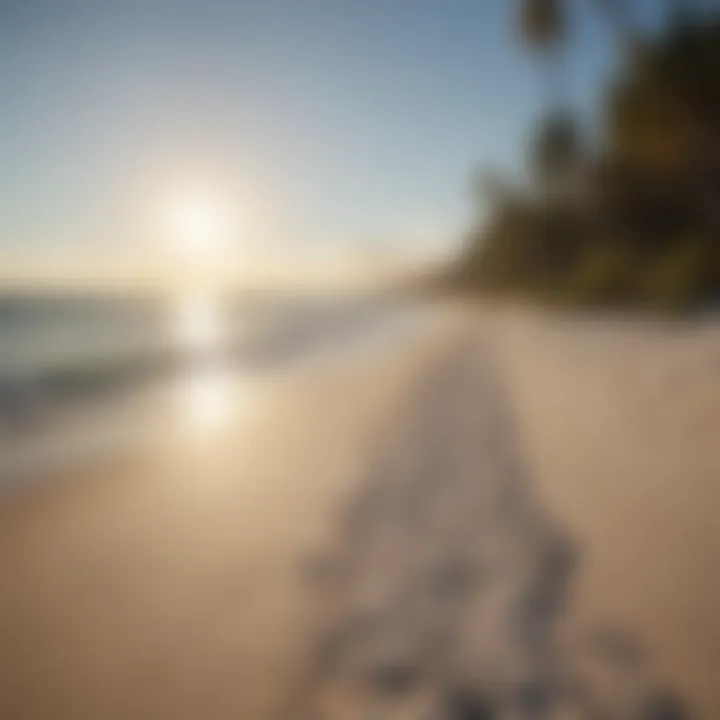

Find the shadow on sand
[[283, 338, 689, 719]]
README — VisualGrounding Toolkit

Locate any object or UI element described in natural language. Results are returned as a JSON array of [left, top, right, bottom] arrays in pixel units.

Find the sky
[[0, 0, 664, 286]]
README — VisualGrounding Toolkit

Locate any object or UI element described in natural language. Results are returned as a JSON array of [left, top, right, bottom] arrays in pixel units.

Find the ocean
[[0, 291, 419, 427]]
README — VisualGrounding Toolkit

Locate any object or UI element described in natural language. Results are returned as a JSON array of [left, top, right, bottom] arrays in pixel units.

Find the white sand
[[489, 307, 720, 718], [0, 305, 718, 718]]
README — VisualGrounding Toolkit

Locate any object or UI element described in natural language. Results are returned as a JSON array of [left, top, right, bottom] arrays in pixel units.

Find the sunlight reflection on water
[[170, 294, 248, 436], [181, 365, 242, 434]]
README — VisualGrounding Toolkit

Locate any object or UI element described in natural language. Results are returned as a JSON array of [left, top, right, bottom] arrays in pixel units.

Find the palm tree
[[520, 0, 567, 112], [520, 1, 584, 195], [531, 111, 584, 194]]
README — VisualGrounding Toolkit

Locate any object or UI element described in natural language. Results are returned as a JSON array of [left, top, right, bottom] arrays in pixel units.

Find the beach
[[0, 303, 453, 719], [0, 304, 718, 718], [491, 309, 720, 718]]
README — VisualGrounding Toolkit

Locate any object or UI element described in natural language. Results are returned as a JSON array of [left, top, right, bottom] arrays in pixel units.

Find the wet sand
[[0, 306, 718, 718], [0, 317, 450, 720]]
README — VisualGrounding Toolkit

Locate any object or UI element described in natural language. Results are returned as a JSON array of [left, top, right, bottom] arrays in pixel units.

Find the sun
[[165, 195, 232, 260]]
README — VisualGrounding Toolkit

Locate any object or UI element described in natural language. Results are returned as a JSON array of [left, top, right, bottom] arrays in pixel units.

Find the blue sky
[[0, 0, 664, 281]]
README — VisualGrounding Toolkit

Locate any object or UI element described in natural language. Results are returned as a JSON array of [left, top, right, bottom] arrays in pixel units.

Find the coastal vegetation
[[454, 0, 720, 310]]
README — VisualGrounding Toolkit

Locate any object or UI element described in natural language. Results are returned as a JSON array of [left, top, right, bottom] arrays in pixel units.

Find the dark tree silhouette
[[452, 2, 720, 309], [520, 0, 567, 111]]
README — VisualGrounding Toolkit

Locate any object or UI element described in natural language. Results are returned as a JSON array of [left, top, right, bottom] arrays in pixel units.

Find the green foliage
[[641, 238, 716, 310], [561, 241, 635, 305], [453, 6, 720, 313]]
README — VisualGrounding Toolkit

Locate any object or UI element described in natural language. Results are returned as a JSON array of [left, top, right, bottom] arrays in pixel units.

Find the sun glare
[[165, 194, 232, 261]]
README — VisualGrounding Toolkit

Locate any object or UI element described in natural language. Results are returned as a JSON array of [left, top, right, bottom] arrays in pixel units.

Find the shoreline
[[0, 304, 717, 717]]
